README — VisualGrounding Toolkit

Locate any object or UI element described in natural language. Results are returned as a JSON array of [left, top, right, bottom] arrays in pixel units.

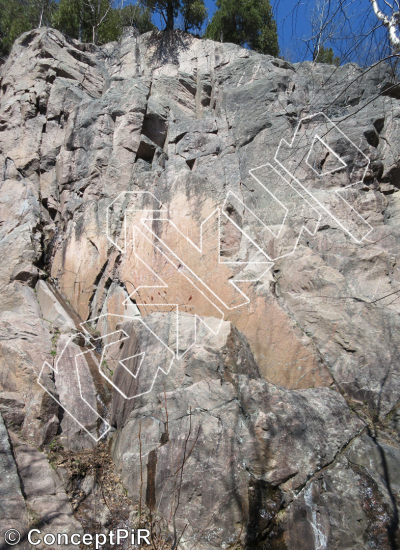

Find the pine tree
[[181, 0, 207, 32], [314, 45, 340, 66], [31, 0, 55, 28], [0, 0, 58, 58], [204, 0, 279, 57]]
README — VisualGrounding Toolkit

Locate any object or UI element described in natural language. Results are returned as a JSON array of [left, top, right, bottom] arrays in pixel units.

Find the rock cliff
[[0, 26, 400, 549]]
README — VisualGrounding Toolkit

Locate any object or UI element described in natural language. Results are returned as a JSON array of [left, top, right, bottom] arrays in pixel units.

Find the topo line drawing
[[41, 113, 374, 441]]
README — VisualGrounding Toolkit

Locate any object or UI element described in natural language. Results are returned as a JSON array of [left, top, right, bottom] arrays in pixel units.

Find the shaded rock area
[[0, 413, 29, 550], [0, 25, 399, 549], [10, 433, 82, 550]]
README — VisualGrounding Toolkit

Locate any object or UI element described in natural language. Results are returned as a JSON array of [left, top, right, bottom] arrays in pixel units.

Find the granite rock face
[[0, 26, 400, 549], [111, 316, 365, 549]]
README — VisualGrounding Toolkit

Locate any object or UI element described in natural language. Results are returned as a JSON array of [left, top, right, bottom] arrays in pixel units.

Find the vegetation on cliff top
[[204, 0, 279, 56], [0, 0, 280, 59], [1, 0, 399, 70]]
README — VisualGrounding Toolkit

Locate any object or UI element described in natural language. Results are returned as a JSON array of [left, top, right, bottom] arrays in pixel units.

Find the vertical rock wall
[[0, 26, 399, 549]]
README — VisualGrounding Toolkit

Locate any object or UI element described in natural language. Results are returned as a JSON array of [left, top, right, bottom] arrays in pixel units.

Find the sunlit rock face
[[0, 26, 400, 549]]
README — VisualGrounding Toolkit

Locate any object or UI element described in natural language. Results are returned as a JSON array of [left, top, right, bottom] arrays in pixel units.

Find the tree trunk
[[166, 0, 174, 30], [38, 4, 44, 28], [370, 0, 400, 53], [79, 2, 83, 41]]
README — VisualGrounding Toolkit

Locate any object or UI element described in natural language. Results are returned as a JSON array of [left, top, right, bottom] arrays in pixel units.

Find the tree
[[0, 0, 154, 54], [52, 0, 121, 44], [84, 0, 121, 44], [314, 45, 340, 65], [119, 3, 156, 33], [0, 0, 57, 58], [140, 0, 207, 31], [204, 0, 279, 57], [0, 0, 30, 58], [31, 0, 55, 28], [141, 0, 180, 30], [181, 0, 207, 32], [305, 0, 344, 64], [52, 0, 87, 41]]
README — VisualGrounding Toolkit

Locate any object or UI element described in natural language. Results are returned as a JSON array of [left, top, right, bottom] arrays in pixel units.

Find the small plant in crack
[[50, 329, 61, 358], [102, 359, 113, 378], [47, 437, 64, 468]]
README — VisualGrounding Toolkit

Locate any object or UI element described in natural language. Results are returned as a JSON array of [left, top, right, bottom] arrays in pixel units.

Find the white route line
[[80, 314, 176, 399], [274, 111, 373, 244], [125, 224, 226, 357], [38, 313, 176, 443], [244, 163, 322, 261], [139, 210, 273, 311], [305, 134, 347, 177], [41, 113, 375, 441]]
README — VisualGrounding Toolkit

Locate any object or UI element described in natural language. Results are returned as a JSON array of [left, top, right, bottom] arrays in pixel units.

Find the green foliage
[[48, 437, 64, 452], [0, 0, 156, 55], [51, 330, 61, 347], [0, 0, 28, 57], [102, 359, 113, 377], [50, 329, 60, 358], [96, 4, 121, 44], [140, 0, 206, 31], [181, 0, 207, 32], [52, 0, 89, 42], [120, 3, 156, 33], [0, 0, 57, 57], [0, 0, 209, 59], [140, 0, 179, 30], [204, 0, 279, 57], [52, 0, 121, 44], [314, 45, 340, 66], [30, 0, 57, 27]]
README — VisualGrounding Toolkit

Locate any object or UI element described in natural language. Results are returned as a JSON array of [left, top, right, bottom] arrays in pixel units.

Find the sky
[[271, 0, 389, 64]]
